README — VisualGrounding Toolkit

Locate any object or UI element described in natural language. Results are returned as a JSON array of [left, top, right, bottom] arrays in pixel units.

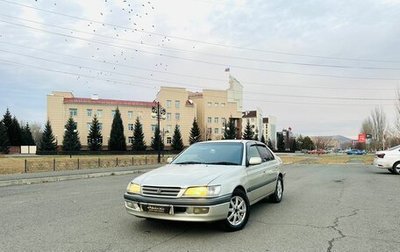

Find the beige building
[[47, 91, 156, 148], [242, 109, 263, 140], [47, 75, 245, 148]]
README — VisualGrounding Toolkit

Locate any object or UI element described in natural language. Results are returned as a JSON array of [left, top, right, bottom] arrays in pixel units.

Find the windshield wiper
[[175, 161, 204, 165], [204, 161, 239, 165]]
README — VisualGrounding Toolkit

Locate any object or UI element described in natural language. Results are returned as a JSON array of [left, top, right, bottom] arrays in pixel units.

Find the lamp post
[[152, 101, 166, 163]]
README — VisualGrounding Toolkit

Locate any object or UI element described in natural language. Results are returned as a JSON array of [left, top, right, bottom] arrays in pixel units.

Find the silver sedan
[[124, 140, 285, 231]]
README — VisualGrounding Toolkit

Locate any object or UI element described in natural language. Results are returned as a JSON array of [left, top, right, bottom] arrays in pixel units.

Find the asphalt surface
[[0, 164, 399, 252]]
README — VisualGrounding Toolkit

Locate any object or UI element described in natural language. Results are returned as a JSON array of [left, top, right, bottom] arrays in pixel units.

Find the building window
[[207, 117, 212, 123], [128, 124, 134, 131], [222, 117, 226, 126], [128, 111, 133, 119], [207, 102, 212, 107], [128, 137, 134, 144], [175, 113, 180, 120], [87, 109, 92, 117], [111, 110, 116, 118], [87, 136, 103, 145], [215, 102, 219, 107], [69, 108, 77, 117], [98, 123, 103, 130], [175, 100, 180, 108], [167, 125, 172, 134], [214, 117, 219, 123], [166, 100, 172, 108], [214, 128, 219, 134], [221, 103, 225, 107], [87, 123, 91, 130], [221, 128, 225, 134], [97, 109, 103, 118], [207, 128, 212, 135], [167, 113, 171, 121], [166, 137, 172, 144], [151, 124, 157, 132]]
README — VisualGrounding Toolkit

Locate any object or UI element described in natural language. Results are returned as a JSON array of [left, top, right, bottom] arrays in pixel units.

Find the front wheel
[[270, 177, 283, 203], [392, 162, 400, 175], [221, 189, 250, 232]]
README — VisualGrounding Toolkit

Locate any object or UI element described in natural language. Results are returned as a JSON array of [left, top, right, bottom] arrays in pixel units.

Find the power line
[[1, 13, 399, 71], [0, 0, 399, 64], [0, 53, 396, 102], [1, 19, 399, 81], [1, 40, 396, 92]]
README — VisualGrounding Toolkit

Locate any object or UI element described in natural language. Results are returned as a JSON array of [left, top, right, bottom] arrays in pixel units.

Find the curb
[[0, 169, 151, 187]]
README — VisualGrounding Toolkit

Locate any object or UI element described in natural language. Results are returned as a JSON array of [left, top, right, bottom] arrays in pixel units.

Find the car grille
[[142, 186, 181, 197]]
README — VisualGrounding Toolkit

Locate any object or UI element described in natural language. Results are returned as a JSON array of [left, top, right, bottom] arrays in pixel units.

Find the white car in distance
[[124, 140, 284, 231], [374, 145, 400, 174]]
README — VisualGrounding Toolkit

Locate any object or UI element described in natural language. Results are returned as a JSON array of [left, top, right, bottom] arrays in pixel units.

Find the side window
[[257, 145, 275, 162], [248, 145, 261, 162]]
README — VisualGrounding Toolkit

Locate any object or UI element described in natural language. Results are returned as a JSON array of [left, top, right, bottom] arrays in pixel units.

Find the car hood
[[133, 164, 242, 187]]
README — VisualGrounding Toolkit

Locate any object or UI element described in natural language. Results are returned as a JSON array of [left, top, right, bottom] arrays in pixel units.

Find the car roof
[[196, 140, 264, 144]]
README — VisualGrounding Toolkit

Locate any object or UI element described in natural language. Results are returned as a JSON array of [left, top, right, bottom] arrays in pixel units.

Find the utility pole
[[152, 101, 166, 163]]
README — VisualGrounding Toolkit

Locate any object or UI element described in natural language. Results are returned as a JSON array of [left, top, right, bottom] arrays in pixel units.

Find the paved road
[[1, 164, 399, 252]]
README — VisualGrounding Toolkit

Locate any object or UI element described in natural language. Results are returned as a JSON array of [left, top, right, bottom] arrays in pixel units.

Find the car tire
[[392, 162, 400, 175], [221, 189, 250, 232], [270, 177, 283, 203]]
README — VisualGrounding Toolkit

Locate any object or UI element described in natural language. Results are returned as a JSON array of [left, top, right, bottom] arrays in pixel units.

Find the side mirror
[[249, 157, 262, 165], [167, 157, 173, 164]]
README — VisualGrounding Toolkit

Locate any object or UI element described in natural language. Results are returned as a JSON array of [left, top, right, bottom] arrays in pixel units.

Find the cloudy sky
[[0, 0, 399, 138]]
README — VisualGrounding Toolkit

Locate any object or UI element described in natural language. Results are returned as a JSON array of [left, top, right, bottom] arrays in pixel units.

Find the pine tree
[[21, 123, 35, 145], [277, 132, 285, 151], [151, 126, 164, 151], [260, 134, 266, 144], [171, 125, 184, 151], [132, 117, 146, 151], [40, 120, 57, 151], [9, 117, 22, 146], [242, 120, 254, 140], [108, 107, 126, 151], [88, 115, 102, 151], [2, 109, 12, 140], [189, 118, 201, 145], [223, 117, 236, 140], [302, 136, 315, 150], [62, 117, 81, 151], [0, 121, 10, 154]]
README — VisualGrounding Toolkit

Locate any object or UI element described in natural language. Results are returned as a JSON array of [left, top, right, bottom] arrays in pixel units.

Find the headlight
[[183, 185, 221, 197], [126, 183, 141, 194]]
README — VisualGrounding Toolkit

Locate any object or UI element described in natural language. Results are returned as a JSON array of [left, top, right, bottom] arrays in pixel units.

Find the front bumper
[[123, 193, 230, 222]]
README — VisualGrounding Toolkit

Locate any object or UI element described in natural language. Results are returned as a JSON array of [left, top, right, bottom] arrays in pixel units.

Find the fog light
[[126, 201, 133, 208], [193, 207, 209, 214]]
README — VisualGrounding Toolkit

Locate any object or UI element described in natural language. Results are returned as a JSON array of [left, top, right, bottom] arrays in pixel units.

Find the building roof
[[242, 110, 257, 118], [63, 97, 154, 107]]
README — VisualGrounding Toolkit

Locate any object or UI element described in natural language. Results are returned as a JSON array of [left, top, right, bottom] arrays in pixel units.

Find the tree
[[243, 120, 254, 140], [0, 121, 10, 154], [277, 132, 285, 151], [40, 120, 57, 151], [21, 123, 35, 146], [151, 126, 164, 151], [171, 125, 184, 151], [224, 117, 236, 140], [132, 117, 146, 151], [260, 134, 266, 144], [189, 118, 201, 144], [369, 106, 387, 151], [108, 107, 126, 151], [2, 109, 12, 140], [267, 138, 273, 150], [30, 122, 43, 146], [296, 135, 304, 151], [291, 138, 297, 152], [9, 117, 22, 146], [88, 115, 102, 151], [302, 136, 315, 150], [313, 136, 332, 150], [62, 117, 81, 151]]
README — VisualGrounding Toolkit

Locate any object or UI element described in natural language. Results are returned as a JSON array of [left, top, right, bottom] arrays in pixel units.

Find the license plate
[[141, 204, 172, 214]]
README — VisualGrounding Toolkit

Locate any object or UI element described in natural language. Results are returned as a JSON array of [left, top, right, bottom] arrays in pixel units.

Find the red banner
[[358, 133, 366, 143]]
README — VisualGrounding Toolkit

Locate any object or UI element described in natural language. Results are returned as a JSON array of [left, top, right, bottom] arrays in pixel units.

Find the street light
[[152, 101, 166, 163]]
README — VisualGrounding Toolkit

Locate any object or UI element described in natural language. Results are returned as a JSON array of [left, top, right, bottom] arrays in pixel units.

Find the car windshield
[[172, 142, 243, 166]]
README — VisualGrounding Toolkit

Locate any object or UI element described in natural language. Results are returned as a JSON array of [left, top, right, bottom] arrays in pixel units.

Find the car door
[[256, 145, 280, 194], [245, 143, 269, 203]]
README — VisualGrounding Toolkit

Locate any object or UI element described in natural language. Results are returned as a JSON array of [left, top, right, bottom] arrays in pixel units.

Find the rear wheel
[[392, 162, 400, 175], [221, 189, 249, 232]]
